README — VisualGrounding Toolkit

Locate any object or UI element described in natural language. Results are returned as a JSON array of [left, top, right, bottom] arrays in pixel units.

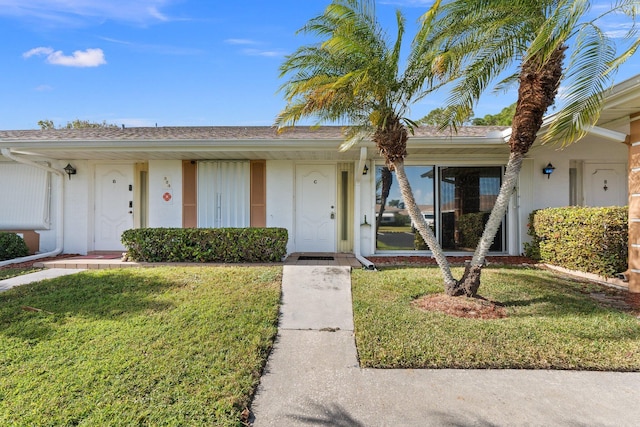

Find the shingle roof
[[0, 125, 509, 142]]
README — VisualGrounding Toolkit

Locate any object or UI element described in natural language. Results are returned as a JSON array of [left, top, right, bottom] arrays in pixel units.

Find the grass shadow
[[0, 269, 177, 342]]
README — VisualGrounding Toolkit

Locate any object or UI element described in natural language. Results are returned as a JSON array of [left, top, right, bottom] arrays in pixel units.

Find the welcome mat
[[297, 256, 335, 261]]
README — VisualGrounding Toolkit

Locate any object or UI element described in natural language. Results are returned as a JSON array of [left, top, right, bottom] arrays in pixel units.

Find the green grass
[[352, 266, 640, 371], [0, 266, 282, 426], [0, 267, 41, 280], [378, 225, 412, 233]]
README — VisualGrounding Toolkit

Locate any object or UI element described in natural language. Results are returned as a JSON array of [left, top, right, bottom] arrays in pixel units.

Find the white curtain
[[0, 163, 50, 230], [197, 161, 250, 228]]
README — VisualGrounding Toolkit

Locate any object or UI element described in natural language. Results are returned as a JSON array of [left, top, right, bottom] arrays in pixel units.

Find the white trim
[[583, 126, 627, 143]]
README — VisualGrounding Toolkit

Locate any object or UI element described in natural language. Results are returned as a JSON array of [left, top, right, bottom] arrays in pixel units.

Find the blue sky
[[1, 0, 639, 130]]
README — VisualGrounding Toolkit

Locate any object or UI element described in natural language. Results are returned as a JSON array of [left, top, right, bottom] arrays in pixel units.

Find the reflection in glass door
[[439, 167, 503, 251], [375, 165, 434, 250]]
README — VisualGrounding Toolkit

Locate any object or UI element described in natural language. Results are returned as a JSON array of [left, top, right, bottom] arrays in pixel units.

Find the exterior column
[[629, 113, 640, 293]]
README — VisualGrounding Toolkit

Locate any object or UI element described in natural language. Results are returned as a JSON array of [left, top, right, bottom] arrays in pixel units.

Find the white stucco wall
[[61, 160, 90, 254], [528, 136, 628, 209], [265, 160, 295, 253], [517, 136, 628, 254], [359, 161, 376, 257], [148, 160, 183, 228]]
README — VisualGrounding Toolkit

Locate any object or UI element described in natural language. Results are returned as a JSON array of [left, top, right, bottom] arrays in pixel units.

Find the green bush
[[523, 210, 542, 260], [457, 212, 489, 249], [0, 232, 29, 261], [121, 228, 288, 263], [527, 207, 627, 277]]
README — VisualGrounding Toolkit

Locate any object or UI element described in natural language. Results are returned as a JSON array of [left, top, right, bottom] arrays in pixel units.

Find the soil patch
[[412, 294, 508, 319]]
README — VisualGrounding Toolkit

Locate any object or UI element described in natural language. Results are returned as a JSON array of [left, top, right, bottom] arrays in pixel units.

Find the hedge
[[525, 207, 627, 277], [0, 232, 29, 261], [121, 228, 288, 263]]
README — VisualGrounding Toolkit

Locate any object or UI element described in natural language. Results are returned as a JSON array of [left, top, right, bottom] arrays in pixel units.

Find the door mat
[[297, 256, 335, 261]]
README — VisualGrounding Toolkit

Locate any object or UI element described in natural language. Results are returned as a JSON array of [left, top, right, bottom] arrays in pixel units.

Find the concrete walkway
[[0, 268, 86, 292], [250, 265, 640, 427]]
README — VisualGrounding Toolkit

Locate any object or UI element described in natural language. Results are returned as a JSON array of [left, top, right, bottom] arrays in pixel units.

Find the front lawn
[[0, 267, 41, 280], [0, 266, 281, 426], [352, 266, 640, 370]]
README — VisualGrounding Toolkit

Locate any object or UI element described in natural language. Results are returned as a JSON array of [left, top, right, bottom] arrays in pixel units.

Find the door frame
[[294, 163, 338, 252]]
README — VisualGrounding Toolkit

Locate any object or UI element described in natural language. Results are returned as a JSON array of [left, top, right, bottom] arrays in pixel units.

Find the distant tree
[[471, 103, 516, 126], [37, 120, 55, 130], [419, 104, 514, 127], [38, 119, 118, 129], [417, 107, 472, 125]]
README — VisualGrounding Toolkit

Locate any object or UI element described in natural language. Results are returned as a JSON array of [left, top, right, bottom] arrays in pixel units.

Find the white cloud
[[23, 47, 54, 58], [23, 46, 107, 67], [34, 84, 53, 91], [242, 48, 287, 58], [0, 0, 176, 26], [225, 38, 259, 45]]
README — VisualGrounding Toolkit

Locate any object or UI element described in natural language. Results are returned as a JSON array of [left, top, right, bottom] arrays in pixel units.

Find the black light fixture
[[542, 163, 555, 179], [363, 164, 369, 175], [63, 163, 77, 180]]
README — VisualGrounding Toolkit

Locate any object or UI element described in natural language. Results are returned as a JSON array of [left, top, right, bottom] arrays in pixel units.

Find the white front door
[[584, 163, 627, 207], [95, 164, 134, 251], [295, 164, 336, 252]]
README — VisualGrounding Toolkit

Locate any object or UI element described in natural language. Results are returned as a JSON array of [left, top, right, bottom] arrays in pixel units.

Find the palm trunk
[[393, 160, 457, 288], [456, 46, 566, 297], [453, 151, 524, 296]]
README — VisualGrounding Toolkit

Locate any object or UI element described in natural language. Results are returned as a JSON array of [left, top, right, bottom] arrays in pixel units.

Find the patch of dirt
[[412, 294, 508, 319], [588, 289, 640, 317]]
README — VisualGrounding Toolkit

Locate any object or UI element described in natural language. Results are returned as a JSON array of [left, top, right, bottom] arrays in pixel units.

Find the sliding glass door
[[375, 165, 504, 252]]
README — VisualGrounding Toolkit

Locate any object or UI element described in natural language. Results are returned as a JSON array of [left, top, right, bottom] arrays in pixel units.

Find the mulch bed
[[412, 294, 508, 320]]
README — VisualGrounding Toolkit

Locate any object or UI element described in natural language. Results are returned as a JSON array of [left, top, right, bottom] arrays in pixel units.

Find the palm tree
[[418, 0, 640, 296], [276, 0, 460, 289]]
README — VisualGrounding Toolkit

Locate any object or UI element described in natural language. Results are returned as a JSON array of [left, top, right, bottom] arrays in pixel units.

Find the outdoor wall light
[[363, 164, 369, 175], [64, 163, 77, 180], [542, 163, 555, 179]]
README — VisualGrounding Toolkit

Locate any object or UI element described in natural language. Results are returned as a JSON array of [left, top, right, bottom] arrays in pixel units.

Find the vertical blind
[[197, 161, 250, 228], [0, 163, 50, 230]]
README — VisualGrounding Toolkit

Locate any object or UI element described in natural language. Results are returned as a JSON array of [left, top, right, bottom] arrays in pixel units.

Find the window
[[375, 165, 434, 250], [375, 165, 504, 252], [197, 161, 250, 228], [440, 167, 503, 251]]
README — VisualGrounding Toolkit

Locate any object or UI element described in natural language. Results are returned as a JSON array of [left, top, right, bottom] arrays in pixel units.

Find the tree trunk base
[[445, 263, 482, 297]]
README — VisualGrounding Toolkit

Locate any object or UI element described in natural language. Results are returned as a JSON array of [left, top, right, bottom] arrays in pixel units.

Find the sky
[[1, 0, 639, 130]]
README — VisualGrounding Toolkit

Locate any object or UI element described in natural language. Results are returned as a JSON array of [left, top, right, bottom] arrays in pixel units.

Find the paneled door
[[295, 164, 336, 252], [94, 164, 134, 251]]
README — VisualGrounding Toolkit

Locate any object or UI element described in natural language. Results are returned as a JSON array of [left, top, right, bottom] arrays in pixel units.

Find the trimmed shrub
[[457, 212, 489, 249], [527, 207, 627, 277], [523, 210, 542, 260], [0, 232, 30, 261], [121, 227, 288, 263]]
